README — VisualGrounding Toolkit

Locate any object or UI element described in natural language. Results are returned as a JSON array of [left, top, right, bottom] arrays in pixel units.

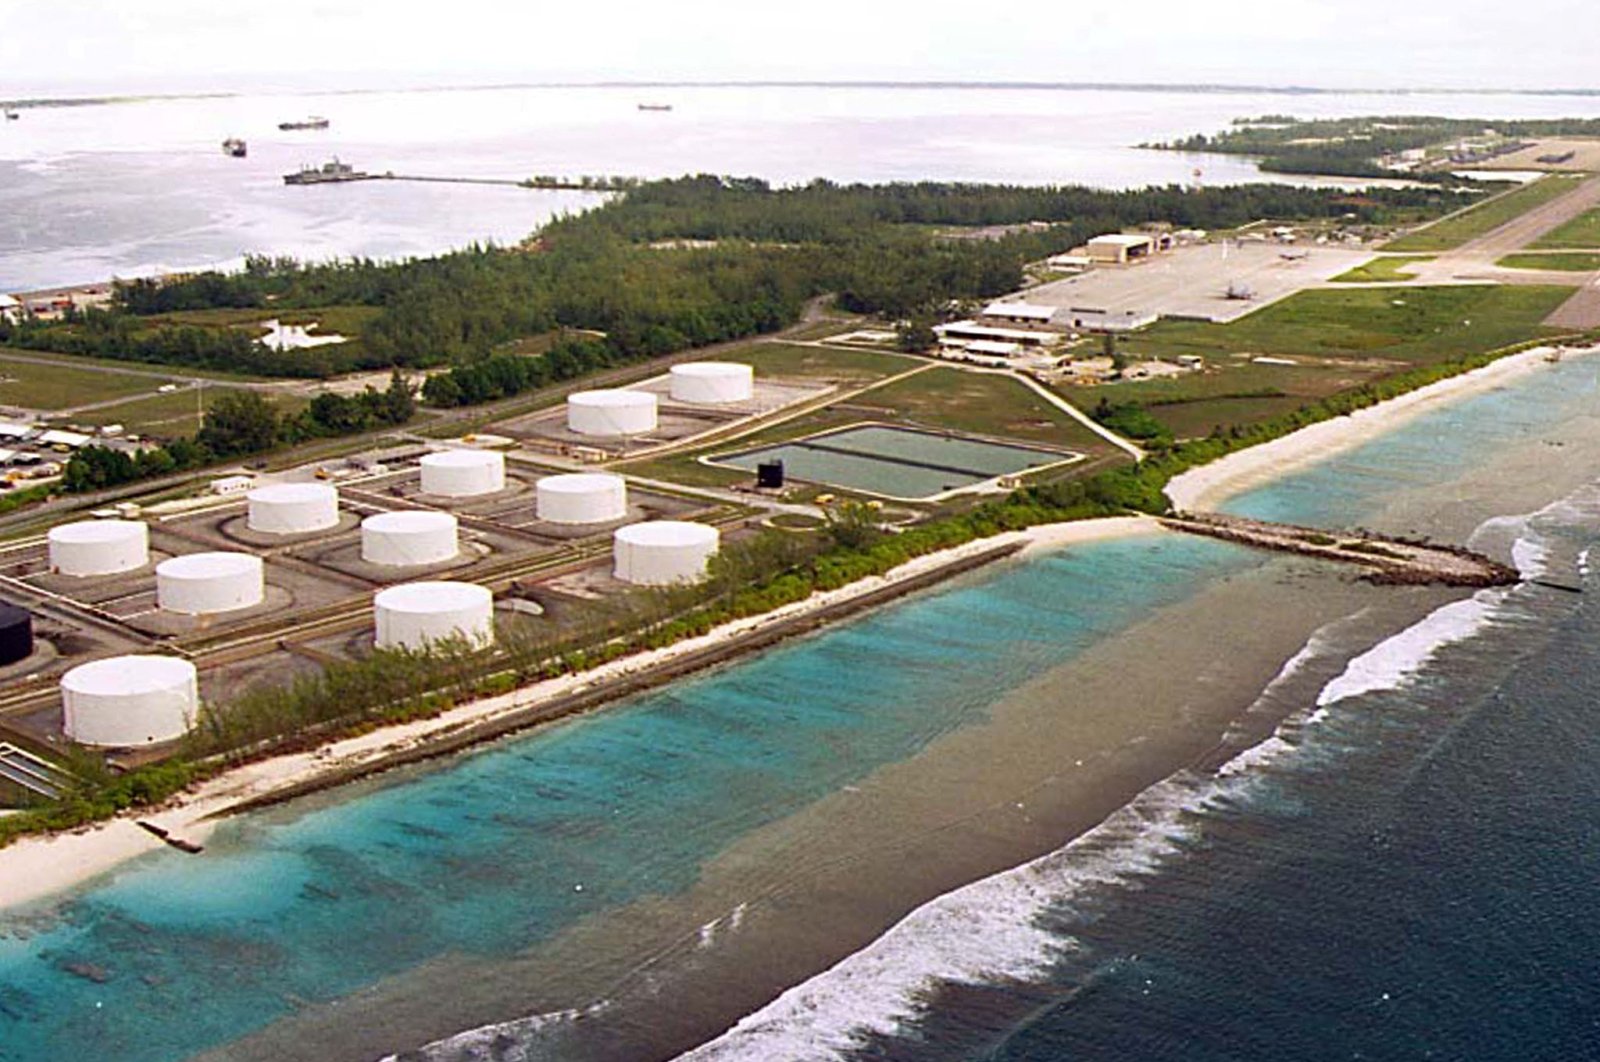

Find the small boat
[[222, 137, 247, 158], [637, 103, 673, 112], [3, 109, 18, 121], [278, 116, 330, 131]]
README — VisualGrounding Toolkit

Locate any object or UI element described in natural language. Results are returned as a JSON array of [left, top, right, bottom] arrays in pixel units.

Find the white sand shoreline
[[0, 516, 1159, 913], [1166, 343, 1588, 512], [3, 341, 1584, 913]]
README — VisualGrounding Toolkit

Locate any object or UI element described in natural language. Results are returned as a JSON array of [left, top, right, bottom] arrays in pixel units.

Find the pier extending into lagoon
[[284, 170, 638, 191], [1161, 512, 1520, 588]]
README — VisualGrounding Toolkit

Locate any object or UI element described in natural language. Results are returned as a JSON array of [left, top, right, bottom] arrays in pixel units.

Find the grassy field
[[1382, 175, 1585, 252], [859, 368, 1112, 449], [617, 366, 1117, 492], [1101, 284, 1574, 438], [1121, 285, 1573, 365], [0, 342, 272, 384], [69, 387, 308, 440], [724, 342, 918, 383], [144, 305, 381, 336], [0, 355, 169, 411], [1061, 357, 1392, 438], [1529, 207, 1600, 250], [1329, 255, 1435, 283], [1496, 252, 1600, 271]]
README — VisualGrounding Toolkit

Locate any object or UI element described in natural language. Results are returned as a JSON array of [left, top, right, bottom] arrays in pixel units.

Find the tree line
[[6, 176, 1469, 391]]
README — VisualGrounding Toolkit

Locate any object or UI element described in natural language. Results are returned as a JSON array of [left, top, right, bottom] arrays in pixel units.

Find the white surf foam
[[382, 1001, 608, 1062], [1215, 735, 1297, 778], [674, 779, 1218, 1062], [1315, 592, 1502, 708]]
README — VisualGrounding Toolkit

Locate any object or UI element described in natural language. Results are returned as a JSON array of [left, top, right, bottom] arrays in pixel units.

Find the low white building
[[980, 301, 1057, 326], [38, 429, 92, 450], [965, 339, 1023, 357], [210, 475, 254, 496], [1045, 253, 1093, 272], [935, 321, 1059, 347], [1058, 307, 1159, 333]]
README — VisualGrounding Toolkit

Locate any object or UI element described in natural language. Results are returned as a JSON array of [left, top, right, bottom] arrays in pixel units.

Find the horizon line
[[6, 77, 1600, 108]]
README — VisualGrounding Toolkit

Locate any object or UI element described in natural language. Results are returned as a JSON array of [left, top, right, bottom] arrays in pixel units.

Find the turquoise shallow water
[[1223, 356, 1600, 527], [0, 533, 1252, 1062]]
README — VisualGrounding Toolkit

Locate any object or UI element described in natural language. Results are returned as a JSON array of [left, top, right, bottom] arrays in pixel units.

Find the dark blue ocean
[[678, 356, 1600, 1061], [4, 354, 1600, 1062]]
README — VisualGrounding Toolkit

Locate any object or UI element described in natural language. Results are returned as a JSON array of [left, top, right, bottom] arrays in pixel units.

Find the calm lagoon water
[[9, 83, 1600, 288]]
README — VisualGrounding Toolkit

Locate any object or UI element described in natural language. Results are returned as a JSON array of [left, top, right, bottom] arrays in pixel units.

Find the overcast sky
[[5, 0, 1598, 96]]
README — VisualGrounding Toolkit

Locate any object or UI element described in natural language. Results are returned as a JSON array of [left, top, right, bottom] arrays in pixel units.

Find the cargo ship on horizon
[[278, 116, 330, 131]]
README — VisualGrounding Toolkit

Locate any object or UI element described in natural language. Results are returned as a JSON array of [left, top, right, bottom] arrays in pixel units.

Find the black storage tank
[[0, 601, 33, 667], [756, 460, 785, 489]]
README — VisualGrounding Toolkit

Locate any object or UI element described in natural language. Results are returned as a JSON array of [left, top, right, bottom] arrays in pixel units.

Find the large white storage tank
[[48, 519, 149, 576], [61, 655, 198, 747], [373, 581, 495, 651], [613, 521, 720, 586], [566, 390, 658, 437], [157, 552, 265, 614], [247, 483, 340, 534], [362, 511, 459, 566], [536, 473, 628, 525], [420, 450, 506, 497], [670, 362, 754, 404]]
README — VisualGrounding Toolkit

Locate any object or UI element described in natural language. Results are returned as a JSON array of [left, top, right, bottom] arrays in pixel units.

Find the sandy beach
[[3, 342, 1582, 917], [1165, 343, 1585, 513], [0, 516, 1158, 914]]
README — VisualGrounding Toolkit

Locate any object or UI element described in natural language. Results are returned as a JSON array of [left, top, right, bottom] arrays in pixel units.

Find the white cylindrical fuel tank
[[566, 390, 658, 437], [247, 482, 340, 533], [48, 519, 149, 576], [361, 511, 459, 566], [61, 655, 198, 747], [420, 449, 506, 497], [536, 473, 628, 525], [613, 521, 720, 586], [156, 552, 265, 614], [373, 581, 495, 651], [669, 362, 754, 404]]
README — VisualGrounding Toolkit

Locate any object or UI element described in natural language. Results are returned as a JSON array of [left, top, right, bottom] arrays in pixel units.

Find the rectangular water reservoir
[[713, 425, 1076, 500]]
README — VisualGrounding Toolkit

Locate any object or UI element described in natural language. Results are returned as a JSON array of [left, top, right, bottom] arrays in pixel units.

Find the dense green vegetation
[[1383, 176, 1583, 252], [1329, 255, 1434, 283], [421, 336, 613, 406], [1496, 252, 1600, 271], [1147, 115, 1600, 179], [1091, 398, 1174, 447], [2, 178, 1467, 388]]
